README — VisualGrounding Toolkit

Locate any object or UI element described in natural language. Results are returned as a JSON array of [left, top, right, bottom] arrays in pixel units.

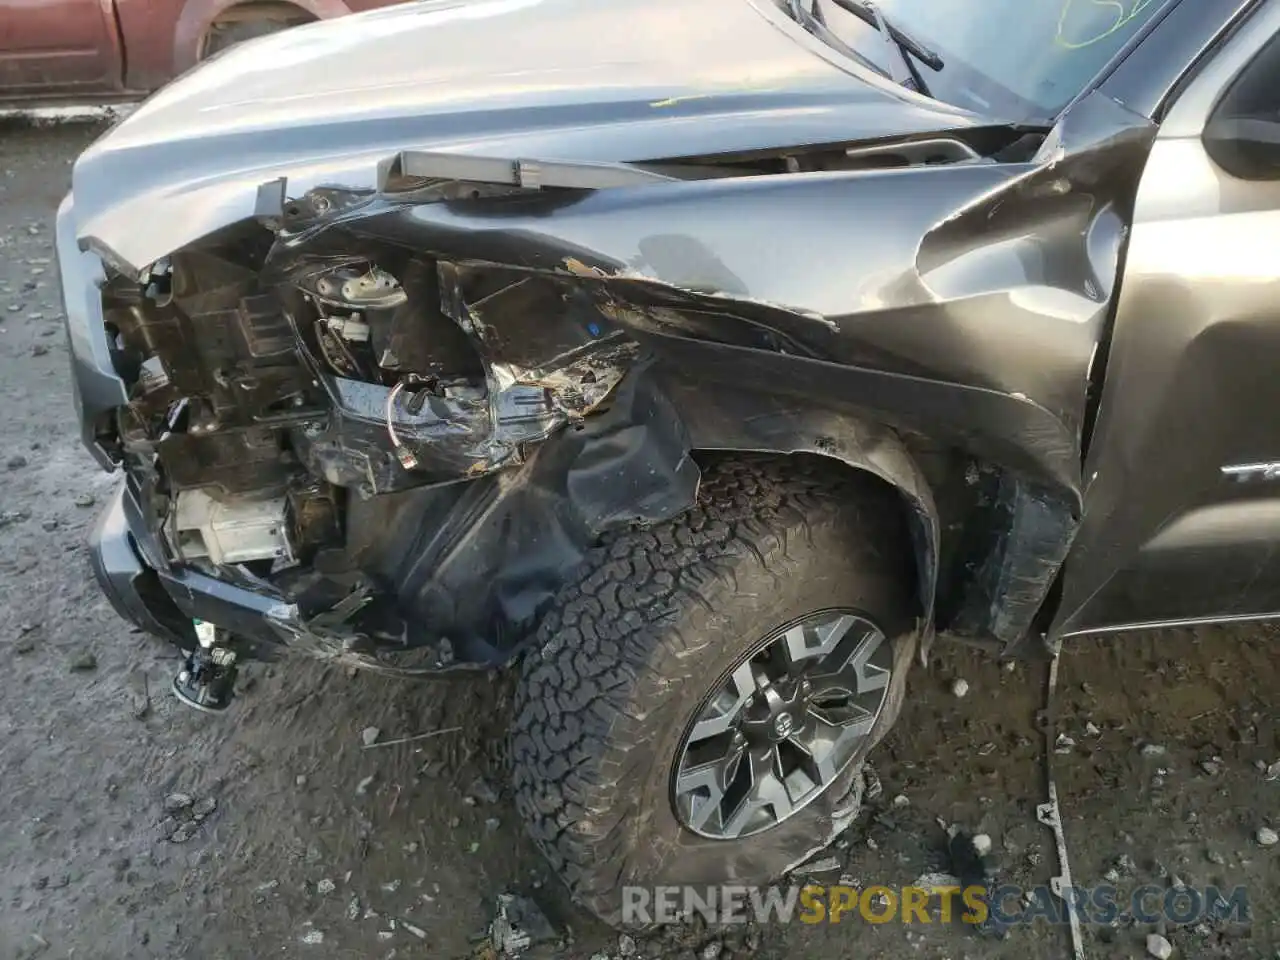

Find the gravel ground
[[0, 117, 1277, 960]]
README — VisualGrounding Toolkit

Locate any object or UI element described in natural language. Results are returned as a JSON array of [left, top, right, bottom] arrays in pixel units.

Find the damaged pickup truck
[[58, 0, 1280, 924]]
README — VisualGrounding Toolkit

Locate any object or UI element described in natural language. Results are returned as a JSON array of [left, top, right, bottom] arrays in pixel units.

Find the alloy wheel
[[671, 609, 893, 840]]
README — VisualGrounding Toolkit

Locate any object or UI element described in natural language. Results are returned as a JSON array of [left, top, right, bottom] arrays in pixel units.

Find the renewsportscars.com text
[[621, 883, 1249, 927]]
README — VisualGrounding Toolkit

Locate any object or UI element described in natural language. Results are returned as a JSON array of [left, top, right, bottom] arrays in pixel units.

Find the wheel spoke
[[719, 745, 794, 838], [809, 613, 858, 658], [675, 760, 725, 832], [844, 627, 890, 693], [728, 661, 757, 699], [687, 662, 755, 743], [777, 625, 809, 673], [675, 757, 724, 797], [777, 614, 858, 673], [787, 726, 842, 788], [790, 712, 870, 785]]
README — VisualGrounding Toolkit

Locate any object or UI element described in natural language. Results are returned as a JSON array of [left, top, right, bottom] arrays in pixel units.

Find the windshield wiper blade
[[778, 0, 895, 83], [827, 0, 944, 95]]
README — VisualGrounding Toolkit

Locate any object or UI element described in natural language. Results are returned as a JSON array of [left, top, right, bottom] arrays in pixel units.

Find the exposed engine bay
[[99, 206, 704, 682]]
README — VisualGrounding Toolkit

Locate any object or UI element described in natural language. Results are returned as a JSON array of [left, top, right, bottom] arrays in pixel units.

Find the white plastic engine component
[[171, 489, 292, 565], [327, 314, 371, 342]]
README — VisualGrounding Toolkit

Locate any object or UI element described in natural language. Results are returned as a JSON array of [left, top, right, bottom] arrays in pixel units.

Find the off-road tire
[[510, 455, 919, 925]]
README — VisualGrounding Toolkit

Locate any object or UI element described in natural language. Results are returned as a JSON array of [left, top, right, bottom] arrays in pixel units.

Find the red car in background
[[0, 0, 403, 105]]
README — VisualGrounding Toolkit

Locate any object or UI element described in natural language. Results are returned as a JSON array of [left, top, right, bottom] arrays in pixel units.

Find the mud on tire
[[509, 455, 920, 925]]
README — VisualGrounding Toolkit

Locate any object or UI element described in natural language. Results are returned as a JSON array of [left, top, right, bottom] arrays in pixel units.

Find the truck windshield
[[827, 0, 1176, 119]]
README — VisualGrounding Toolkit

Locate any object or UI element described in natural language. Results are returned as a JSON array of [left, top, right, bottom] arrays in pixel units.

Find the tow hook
[[172, 620, 239, 713]]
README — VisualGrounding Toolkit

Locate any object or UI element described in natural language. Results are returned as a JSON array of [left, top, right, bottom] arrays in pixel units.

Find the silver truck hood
[[68, 0, 982, 273]]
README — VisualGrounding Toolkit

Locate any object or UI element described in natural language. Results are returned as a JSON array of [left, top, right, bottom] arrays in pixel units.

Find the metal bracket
[[1039, 642, 1086, 960]]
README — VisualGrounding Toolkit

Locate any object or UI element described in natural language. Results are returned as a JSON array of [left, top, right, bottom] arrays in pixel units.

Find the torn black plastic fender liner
[[337, 364, 700, 668], [951, 473, 1078, 654]]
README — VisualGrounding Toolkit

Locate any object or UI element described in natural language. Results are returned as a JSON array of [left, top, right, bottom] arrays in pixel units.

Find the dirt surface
[[0, 118, 1277, 960]]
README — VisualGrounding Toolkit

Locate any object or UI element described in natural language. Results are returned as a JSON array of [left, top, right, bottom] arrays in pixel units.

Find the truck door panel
[[1055, 8, 1280, 636], [0, 0, 122, 95]]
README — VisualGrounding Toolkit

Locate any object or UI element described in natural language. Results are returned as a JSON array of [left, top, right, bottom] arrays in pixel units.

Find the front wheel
[[510, 456, 919, 925]]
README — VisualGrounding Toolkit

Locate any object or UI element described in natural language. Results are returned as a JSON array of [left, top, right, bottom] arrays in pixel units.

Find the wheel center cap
[[772, 711, 795, 739]]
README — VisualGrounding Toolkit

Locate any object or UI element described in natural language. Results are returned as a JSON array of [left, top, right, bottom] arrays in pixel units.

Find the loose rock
[[69, 652, 97, 672], [1146, 933, 1173, 959], [1256, 826, 1278, 847], [170, 822, 197, 843], [618, 933, 637, 956], [356, 775, 375, 796], [951, 678, 970, 698], [1140, 743, 1167, 759], [467, 777, 500, 804], [73, 493, 95, 508], [489, 893, 557, 956], [863, 763, 883, 799], [299, 929, 324, 945], [892, 794, 910, 809], [316, 878, 336, 895], [972, 833, 993, 857], [6, 454, 27, 470], [163, 793, 194, 814], [701, 942, 722, 960], [191, 797, 217, 820], [361, 726, 381, 747], [913, 871, 962, 892], [31, 343, 48, 357]]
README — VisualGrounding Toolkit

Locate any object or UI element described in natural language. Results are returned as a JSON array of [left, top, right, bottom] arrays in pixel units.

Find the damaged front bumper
[[89, 481, 282, 652]]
